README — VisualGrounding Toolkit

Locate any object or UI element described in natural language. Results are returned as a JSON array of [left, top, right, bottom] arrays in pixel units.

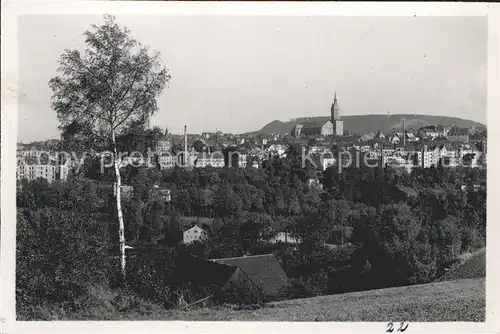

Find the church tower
[[330, 93, 344, 136]]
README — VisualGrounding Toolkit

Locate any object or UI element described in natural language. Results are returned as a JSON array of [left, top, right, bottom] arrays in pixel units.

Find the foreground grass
[[159, 278, 485, 321], [437, 248, 486, 282], [19, 278, 485, 321]]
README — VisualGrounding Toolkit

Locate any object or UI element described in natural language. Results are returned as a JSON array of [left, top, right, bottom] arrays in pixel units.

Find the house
[[266, 144, 288, 157], [158, 154, 178, 170], [374, 131, 386, 140], [193, 151, 225, 168], [226, 152, 248, 168], [183, 225, 209, 244], [156, 139, 172, 152], [307, 178, 323, 190], [418, 125, 447, 139], [16, 152, 70, 183], [359, 132, 376, 142], [211, 254, 290, 301], [447, 126, 470, 143], [300, 121, 334, 137], [269, 232, 300, 245], [405, 132, 418, 142], [153, 184, 172, 202]]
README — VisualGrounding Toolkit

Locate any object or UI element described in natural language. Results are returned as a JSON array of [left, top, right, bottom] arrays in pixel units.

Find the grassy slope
[[437, 248, 486, 282], [159, 278, 485, 321]]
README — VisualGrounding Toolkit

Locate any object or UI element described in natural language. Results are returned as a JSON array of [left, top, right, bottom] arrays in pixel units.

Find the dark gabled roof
[[179, 216, 216, 233], [211, 254, 289, 297], [177, 254, 237, 288], [301, 121, 329, 130], [420, 125, 438, 132], [448, 126, 469, 136]]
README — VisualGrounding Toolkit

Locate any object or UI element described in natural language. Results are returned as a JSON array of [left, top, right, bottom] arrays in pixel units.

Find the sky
[[17, 15, 487, 142]]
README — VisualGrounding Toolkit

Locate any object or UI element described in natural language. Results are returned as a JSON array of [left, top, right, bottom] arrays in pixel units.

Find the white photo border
[[2, 1, 500, 333]]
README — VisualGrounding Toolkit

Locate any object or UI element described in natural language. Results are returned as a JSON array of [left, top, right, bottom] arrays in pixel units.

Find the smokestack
[[403, 120, 406, 148], [184, 125, 188, 166]]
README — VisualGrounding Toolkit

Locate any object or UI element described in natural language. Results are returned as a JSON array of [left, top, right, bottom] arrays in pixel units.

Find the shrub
[[222, 273, 265, 306], [279, 277, 315, 299], [16, 208, 111, 318]]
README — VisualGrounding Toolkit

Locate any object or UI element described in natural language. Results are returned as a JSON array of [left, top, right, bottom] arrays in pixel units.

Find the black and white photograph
[[2, 1, 499, 331]]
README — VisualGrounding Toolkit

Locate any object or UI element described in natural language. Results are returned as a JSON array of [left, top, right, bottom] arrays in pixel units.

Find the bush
[[124, 248, 179, 307], [16, 208, 111, 318], [279, 278, 315, 299], [222, 273, 265, 306]]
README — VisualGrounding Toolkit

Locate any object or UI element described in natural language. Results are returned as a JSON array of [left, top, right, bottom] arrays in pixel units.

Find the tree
[[49, 15, 170, 280]]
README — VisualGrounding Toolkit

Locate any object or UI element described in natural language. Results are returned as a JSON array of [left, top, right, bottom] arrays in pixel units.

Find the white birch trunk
[[112, 130, 126, 281]]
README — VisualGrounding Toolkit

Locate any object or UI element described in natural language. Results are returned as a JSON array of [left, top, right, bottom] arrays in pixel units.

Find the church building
[[291, 93, 344, 137], [331, 93, 344, 136]]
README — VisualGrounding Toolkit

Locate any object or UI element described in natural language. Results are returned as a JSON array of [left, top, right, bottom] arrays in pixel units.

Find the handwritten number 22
[[386, 322, 408, 332]]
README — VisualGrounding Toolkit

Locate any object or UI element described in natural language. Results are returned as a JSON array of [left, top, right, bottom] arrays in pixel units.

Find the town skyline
[[18, 15, 486, 142]]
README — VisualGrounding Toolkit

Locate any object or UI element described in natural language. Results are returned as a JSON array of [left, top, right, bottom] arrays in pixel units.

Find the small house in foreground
[[211, 254, 290, 301]]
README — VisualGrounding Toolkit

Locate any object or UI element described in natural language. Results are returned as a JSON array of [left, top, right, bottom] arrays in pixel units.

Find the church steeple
[[331, 92, 340, 121]]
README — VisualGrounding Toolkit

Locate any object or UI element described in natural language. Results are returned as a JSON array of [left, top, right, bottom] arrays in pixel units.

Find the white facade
[[237, 154, 248, 168], [269, 232, 300, 244], [267, 144, 287, 157], [159, 155, 178, 170], [447, 134, 470, 143], [320, 156, 336, 170], [183, 225, 207, 244], [194, 152, 225, 168], [17, 158, 69, 183]]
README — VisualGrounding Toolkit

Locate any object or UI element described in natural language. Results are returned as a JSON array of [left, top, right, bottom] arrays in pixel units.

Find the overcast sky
[[18, 15, 486, 142]]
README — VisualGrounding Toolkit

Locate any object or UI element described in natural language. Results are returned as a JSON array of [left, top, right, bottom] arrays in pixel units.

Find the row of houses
[[358, 125, 483, 145], [16, 149, 70, 183]]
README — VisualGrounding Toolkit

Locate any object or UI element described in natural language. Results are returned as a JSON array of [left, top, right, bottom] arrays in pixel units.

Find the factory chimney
[[184, 125, 188, 166], [403, 120, 406, 148]]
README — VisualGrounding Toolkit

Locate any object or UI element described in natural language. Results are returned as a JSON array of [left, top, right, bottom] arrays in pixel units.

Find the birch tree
[[49, 15, 170, 281]]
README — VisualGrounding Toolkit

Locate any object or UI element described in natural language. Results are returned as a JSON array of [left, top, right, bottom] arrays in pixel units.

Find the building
[[158, 154, 178, 170], [331, 93, 344, 136], [447, 126, 470, 143], [155, 126, 172, 152], [291, 94, 344, 138], [320, 154, 336, 170], [153, 184, 172, 202], [211, 254, 290, 301], [183, 225, 208, 244], [193, 152, 225, 168], [227, 153, 248, 168], [16, 151, 69, 183], [266, 144, 288, 157], [269, 232, 300, 245], [291, 124, 304, 137], [418, 125, 447, 139]]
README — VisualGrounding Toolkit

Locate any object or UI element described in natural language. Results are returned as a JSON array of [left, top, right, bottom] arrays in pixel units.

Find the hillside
[[253, 114, 486, 135], [161, 278, 484, 321], [437, 248, 486, 282]]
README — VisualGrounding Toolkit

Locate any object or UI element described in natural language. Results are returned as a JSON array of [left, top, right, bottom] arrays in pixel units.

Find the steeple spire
[[331, 92, 340, 121]]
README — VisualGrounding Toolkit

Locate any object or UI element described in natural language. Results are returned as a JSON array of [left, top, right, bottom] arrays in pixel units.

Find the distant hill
[[251, 114, 486, 135]]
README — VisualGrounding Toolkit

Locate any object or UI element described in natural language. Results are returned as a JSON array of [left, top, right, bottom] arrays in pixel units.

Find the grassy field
[[156, 278, 485, 321], [437, 248, 486, 282]]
